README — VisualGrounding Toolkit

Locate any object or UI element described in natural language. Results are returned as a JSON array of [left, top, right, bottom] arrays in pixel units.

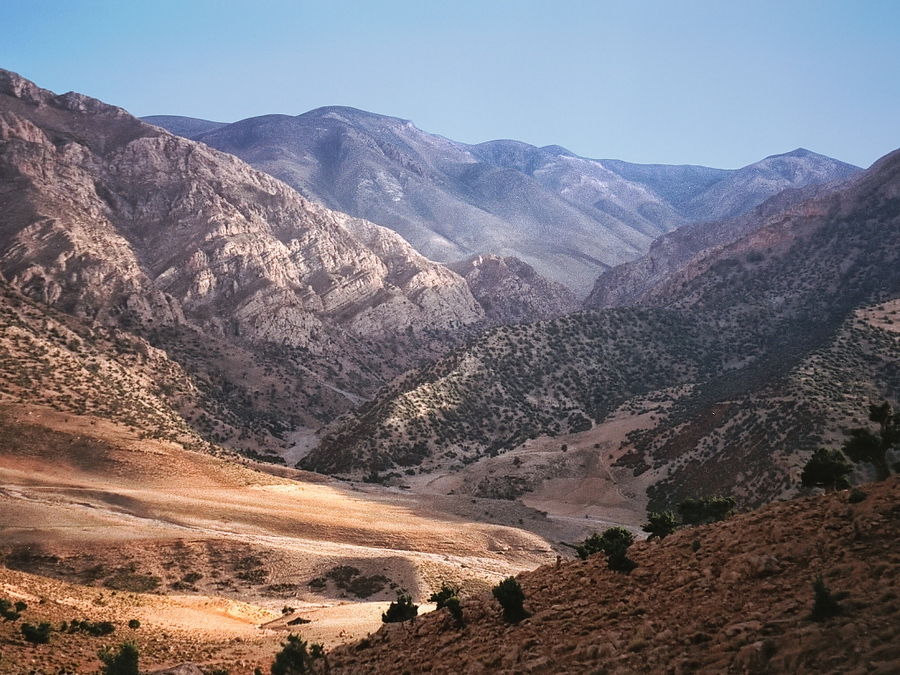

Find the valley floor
[[0, 402, 568, 672]]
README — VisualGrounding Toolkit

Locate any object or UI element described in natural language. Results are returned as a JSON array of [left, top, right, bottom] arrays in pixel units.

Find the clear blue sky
[[2, 0, 898, 168]]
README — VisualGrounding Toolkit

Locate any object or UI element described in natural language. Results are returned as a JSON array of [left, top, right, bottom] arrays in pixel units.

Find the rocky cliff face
[[0, 70, 483, 351], [447, 255, 578, 324], [0, 70, 490, 451]]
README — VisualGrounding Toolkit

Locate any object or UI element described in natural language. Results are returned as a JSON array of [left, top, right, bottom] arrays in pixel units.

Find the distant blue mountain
[[146, 110, 860, 296]]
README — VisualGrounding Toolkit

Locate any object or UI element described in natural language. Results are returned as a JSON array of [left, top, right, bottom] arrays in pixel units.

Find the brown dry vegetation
[[325, 476, 900, 674]]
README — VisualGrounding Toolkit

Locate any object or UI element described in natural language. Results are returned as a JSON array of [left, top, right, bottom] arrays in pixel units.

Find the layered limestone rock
[[0, 69, 483, 355]]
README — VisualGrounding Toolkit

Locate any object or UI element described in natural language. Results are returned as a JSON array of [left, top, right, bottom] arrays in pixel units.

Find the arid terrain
[[0, 402, 580, 673], [325, 476, 900, 674]]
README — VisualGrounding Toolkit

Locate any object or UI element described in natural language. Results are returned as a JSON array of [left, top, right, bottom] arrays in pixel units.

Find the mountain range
[[1, 67, 899, 673], [303, 145, 900, 511], [145, 110, 860, 297]]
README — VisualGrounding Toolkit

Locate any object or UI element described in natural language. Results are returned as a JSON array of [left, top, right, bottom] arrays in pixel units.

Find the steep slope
[[324, 477, 900, 675], [584, 180, 843, 308], [302, 147, 900, 509], [0, 69, 486, 453], [148, 111, 859, 296], [446, 255, 578, 324]]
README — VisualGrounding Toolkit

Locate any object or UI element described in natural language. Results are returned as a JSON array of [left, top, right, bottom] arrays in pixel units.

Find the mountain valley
[[0, 68, 898, 673]]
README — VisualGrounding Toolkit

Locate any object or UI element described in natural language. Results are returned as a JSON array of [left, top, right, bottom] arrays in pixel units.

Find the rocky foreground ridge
[[324, 477, 900, 674]]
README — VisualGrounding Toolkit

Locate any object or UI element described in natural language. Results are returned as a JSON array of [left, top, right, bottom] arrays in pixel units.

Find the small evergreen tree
[[381, 592, 418, 623], [642, 510, 678, 540], [98, 642, 140, 675], [271, 634, 323, 675], [492, 576, 529, 622], [801, 448, 853, 491], [430, 583, 464, 626], [843, 401, 899, 481], [444, 595, 464, 626], [20, 622, 51, 644], [810, 575, 842, 621], [428, 583, 460, 609], [677, 495, 736, 525], [576, 527, 637, 572]]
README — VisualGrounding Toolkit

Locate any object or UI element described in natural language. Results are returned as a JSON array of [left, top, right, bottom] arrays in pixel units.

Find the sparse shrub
[[68, 618, 115, 636], [692, 539, 701, 553], [810, 575, 843, 621], [98, 642, 140, 675], [576, 527, 637, 573], [677, 495, 736, 525], [21, 621, 52, 644], [444, 596, 464, 626], [430, 583, 464, 626], [848, 488, 868, 503], [642, 510, 678, 540], [0, 599, 22, 621], [492, 577, 529, 623], [429, 584, 460, 610], [127, 619, 140, 629], [842, 401, 898, 481], [271, 634, 323, 675], [382, 591, 418, 623]]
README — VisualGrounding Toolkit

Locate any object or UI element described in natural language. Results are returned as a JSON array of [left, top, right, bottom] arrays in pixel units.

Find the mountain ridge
[[146, 110, 860, 296], [301, 143, 900, 511]]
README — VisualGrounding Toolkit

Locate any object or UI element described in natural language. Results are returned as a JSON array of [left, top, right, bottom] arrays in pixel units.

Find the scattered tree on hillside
[[810, 575, 843, 622], [492, 577, 529, 622], [270, 634, 324, 675], [576, 527, 638, 572], [677, 495, 736, 525], [642, 510, 678, 540], [429, 583, 460, 609], [801, 448, 853, 491], [98, 642, 139, 675], [20, 622, 51, 644], [381, 592, 418, 623], [842, 401, 898, 481]]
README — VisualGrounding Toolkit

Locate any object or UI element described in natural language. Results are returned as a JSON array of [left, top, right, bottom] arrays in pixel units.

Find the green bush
[[271, 634, 323, 675], [21, 621, 52, 644], [848, 488, 868, 503], [430, 583, 464, 626], [444, 596, 464, 626], [429, 584, 460, 610], [492, 577, 528, 623], [801, 448, 853, 491], [677, 495, 736, 525], [576, 527, 638, 572], [98, 642, 139, 675], [642, 510, 678, 540], [381, 592, 418, 623]]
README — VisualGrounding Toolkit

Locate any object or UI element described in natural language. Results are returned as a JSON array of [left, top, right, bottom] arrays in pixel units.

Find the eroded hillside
[[303, 148, 900, 510], [325, 477, 900, 675]]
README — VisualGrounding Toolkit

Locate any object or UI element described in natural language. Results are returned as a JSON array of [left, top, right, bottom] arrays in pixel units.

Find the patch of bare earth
[[0, 403, 555, 672]]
